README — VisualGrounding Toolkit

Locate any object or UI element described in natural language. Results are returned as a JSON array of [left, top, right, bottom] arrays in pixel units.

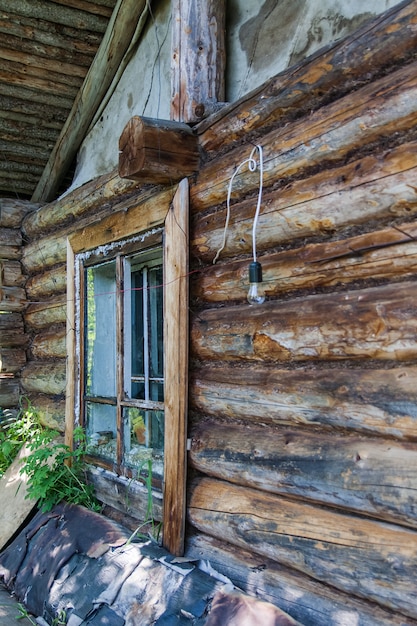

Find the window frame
[[66, 180, 189, 556]]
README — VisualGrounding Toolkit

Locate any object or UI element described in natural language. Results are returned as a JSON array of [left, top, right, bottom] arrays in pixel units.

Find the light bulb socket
[[249, 261, 263, 283]]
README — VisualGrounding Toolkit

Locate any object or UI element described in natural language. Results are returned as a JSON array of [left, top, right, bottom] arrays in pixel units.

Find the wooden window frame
[[66, 180, 189, 556]]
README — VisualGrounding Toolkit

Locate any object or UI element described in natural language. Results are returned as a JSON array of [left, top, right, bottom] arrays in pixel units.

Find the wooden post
[[171, 0, 226, 123], [163, 179, 189, 556], [119, 116, 199, 183]]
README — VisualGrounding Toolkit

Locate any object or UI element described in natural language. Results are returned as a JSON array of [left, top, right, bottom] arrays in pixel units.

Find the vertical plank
[[163, 178, 189, 555], [65, 240, 75, 449], [171, 0, 226, 123]]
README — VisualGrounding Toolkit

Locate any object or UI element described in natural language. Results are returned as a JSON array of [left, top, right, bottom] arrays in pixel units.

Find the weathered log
[[0, 376, 19, 408], [27, 394, 65, 432], [191, 140, 417, 263], [188, 477, 417, 618], [25, 265, 66, 299], [0, 260, 25, 288], [23, 187, 175, 272], [171, 0, 225, 123], [32, 327, 66, 359], [193, 217, 417, 302], [0, 312, 23, 332], [86, 465, 163, 522], [0, 228, 21, 262], [0, 199, 40, 228], [185, 532, 415, 626], [119, 116, 199, 183], [0, 329, 29, 349], [196, 0, 417, 153], [190, 365, 417, 440], [21, 361, 66, 396], [191, 282, 417, 363], [189, 419, 417, 528], [0, 349, 26, 374], [0, 286, 26, 312], [191, 60, 417, 214], [24, 296, 67, 330], [23, 168, 139, 238]]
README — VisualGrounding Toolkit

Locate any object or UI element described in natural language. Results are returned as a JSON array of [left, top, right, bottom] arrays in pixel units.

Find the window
[[79, 244, 165, 482], [66, 181, 189, 555]]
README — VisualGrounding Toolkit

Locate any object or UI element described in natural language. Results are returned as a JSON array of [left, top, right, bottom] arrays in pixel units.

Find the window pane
[[85, 402, 117, 463], [148, 266, 164, 381], [123, 407, 164, 480], [129, 256, 164, 402], [85, 261, 117, 397]]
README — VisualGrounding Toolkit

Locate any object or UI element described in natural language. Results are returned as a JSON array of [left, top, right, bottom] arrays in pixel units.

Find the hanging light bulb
[[247, 260, 265, 305]]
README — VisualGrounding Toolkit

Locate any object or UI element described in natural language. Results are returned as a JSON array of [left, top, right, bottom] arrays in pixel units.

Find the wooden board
[[0, 444, 36, 551]]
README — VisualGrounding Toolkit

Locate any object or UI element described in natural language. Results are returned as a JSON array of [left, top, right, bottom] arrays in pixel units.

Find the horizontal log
[[185, 533, 412, 626], [119, 116, 200, 183], [191, 60, 417, 214], [0, 377, 20, 408], [0, 227, 21, 248], [0, 245, 21, 261], [192, 139, 417, 263], [191, 282, 417, 363], [27, 394, 65, 432], [196, 0, 417, 153], [23, 168, 138, 238], [188, 477, 417, 618], [24, 296, 67, 330], [0, 199, 40, 228], [0, 349, 26, 374], [0, 260, 25, 288], [190, 365, 417, 440], [21, 361, 66, 396], [0, 286, 27, 312], [86, 465, 163, 522], [25, 265, 67, 299], [0, 312, 23, 331], [0, 329, 29, 349], [31, 327, 67, 359], [189, 419, 417, 528], [193, 217, 417, 302], [22, 186, 175, 272]]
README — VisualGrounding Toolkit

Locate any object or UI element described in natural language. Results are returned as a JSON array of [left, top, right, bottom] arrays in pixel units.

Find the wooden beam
[[31, 0, 150, 202], [171, 0, 226, 123], [163, 179, 189, 556], [119, 116, 199, 184]]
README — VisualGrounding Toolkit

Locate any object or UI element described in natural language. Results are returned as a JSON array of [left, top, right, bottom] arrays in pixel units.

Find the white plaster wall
[[69, 0, 403, 192]]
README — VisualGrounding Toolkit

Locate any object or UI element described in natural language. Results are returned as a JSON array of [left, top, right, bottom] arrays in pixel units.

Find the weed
[[22, 426, 101, 513], [16, 603, 36, 624], [126, 458, 161, 544]]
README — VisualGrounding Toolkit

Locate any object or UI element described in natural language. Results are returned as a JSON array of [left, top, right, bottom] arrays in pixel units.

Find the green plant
[[0, 399, 43, 477], [16, 603, 36, 624], [126, 458, 161, 544], [21, 426, 101, 513], [51, 609, 67, 625]]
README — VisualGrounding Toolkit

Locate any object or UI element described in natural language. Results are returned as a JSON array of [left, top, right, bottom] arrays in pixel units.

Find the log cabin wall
[[12, 1, 417, 623], [185, 2, 417, 624], [0, 200, 36, 413]]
